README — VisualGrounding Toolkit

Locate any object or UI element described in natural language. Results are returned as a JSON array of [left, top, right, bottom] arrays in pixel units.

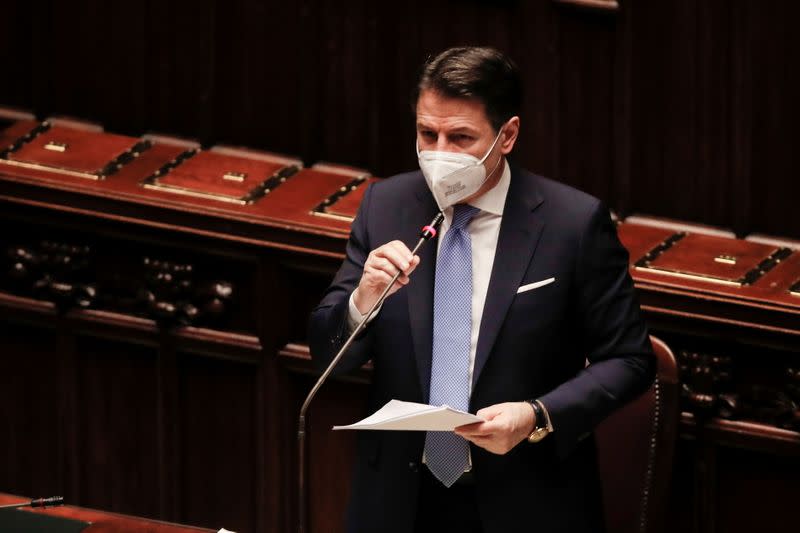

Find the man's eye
[[451, 134, 472, 142], [420, 131, 436, 140]]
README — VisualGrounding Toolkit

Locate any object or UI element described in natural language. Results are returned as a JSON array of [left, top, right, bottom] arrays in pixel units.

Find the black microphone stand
[[0, 496, 64, 510], [297, 212, 443, 533]]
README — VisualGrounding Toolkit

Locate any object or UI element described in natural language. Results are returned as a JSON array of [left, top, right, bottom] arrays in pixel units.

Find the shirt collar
[[467, 157, 511, 216]]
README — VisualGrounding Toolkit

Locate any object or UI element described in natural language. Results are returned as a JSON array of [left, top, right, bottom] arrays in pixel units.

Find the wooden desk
[[0, 494, 215, 532]]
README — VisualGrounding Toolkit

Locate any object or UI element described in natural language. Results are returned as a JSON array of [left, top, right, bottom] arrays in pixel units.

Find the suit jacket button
[[408, 461, 419, 472]]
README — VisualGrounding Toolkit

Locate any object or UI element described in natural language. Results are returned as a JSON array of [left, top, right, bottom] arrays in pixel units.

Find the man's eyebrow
[[415, 122, 480, 135], [447, 126, 479, 135]]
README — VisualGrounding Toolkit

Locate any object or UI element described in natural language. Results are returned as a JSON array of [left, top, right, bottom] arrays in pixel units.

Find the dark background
[[2, 0, 799, 237], [1, 3, 799, 533]]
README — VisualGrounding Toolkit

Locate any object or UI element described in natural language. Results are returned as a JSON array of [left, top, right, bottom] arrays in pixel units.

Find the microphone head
[[420, 212, 444, 240], [31, 496, 64, 508]]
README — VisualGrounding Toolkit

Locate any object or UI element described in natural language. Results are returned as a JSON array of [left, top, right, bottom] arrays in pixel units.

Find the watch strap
[[525, 399, 551, 443]]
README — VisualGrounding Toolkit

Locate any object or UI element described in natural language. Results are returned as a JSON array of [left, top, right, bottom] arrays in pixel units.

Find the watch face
[[527, 428, 548, 443]]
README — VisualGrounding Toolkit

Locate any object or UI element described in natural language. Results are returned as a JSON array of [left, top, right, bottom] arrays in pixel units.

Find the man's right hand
[[353, 240, 420, 314]]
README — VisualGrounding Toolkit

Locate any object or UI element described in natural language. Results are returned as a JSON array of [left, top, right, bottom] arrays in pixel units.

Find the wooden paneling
[[177, 353, 259, 532], [715, 447, 800, 533], [74, 339, 160, 518], [0, 321, 61, 498], [626, 0, 800, 236], [0, 1, 797, 236]]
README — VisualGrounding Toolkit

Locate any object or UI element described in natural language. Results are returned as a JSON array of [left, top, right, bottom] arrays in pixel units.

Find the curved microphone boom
[[297, 211, 444, 533]]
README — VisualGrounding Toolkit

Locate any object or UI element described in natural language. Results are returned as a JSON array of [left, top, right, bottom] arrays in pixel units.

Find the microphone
[[0, 496, 64, 510], [297, 211, 444, 533]]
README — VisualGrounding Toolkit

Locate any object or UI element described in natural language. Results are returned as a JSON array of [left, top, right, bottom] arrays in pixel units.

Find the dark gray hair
[[415, 46, 522, 131]]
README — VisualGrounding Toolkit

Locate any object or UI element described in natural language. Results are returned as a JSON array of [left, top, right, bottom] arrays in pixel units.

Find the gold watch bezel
[[527, 426, 550, 443]]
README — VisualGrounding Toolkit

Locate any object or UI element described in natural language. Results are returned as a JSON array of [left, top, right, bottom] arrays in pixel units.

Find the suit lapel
[[405, 176, 440, 403], [472, 167, 545, 390]]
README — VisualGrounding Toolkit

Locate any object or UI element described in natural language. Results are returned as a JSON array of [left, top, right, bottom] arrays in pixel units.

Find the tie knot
[[451, 204, 479, 230]]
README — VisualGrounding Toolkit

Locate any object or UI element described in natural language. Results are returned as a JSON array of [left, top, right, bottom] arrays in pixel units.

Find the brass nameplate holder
[[141, 152, 299, 205], [44, 141, 68, 152], [714, 255, 737, 265], [310, 175, 369, 222], [223, 171, 247, 182], [635, 234, 793, 288]]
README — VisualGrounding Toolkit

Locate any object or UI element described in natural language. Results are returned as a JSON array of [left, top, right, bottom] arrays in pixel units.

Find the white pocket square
[[516, 277, 556, 294]]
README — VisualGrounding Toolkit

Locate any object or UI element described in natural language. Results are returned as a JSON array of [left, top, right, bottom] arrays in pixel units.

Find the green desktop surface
[[0, 508, 90, 532]]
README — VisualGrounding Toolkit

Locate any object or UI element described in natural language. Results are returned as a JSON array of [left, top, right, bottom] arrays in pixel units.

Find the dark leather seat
[[596, 335, 680, 533]]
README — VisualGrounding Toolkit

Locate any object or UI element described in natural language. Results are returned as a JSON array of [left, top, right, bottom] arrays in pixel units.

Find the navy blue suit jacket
[[308, 166, 655, 533]]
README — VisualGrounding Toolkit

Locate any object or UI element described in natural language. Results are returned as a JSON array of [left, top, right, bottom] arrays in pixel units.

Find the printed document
[[333, 399, 482, 431]]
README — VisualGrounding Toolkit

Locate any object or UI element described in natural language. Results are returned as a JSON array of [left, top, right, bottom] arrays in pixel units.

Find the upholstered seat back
[[596, 336, 680, 533]]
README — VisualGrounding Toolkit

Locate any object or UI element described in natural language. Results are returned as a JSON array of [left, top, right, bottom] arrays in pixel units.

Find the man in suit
[[308, 46, 655, 533]]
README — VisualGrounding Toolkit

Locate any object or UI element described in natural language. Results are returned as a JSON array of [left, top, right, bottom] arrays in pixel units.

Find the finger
[[461, 429, 497, 439], [456, 422, 498, 438], [363, 268, 394, 288], [476, 405, 504, 421], [463, 434, 511, 455], [462, 435, 495, 449], [458, 432, 484, 443], [378, 242, 414, 272], [454, 421, 483, 433], [374, 243, 410, 270], [364, 263, 411, 292], [460, 431, 493, 441], [366, 257, 402, 279], [387, 240, 414, 262], [404, 255, 421, 276], [389, 258, 419, 285]]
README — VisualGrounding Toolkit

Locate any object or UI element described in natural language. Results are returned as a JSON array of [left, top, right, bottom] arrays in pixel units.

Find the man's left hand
[[454, 402, 535, 455]]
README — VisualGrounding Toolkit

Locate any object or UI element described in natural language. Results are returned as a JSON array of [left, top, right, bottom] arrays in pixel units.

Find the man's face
[[415, 89, 499, 159], [415, 90, 519, 202]]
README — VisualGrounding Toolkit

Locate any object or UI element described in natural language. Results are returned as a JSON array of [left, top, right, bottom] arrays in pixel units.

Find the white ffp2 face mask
[[417, 128, 504, 210]]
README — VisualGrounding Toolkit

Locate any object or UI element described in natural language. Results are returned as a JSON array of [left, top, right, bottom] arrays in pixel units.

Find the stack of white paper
[[333, 399, 482, 431]]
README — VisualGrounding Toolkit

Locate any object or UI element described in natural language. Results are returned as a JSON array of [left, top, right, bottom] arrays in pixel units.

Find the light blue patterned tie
[[424, 203, 479, 487]]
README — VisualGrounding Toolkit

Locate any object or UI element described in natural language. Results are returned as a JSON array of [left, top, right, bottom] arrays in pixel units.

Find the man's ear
[[500, 116, 520, 155]]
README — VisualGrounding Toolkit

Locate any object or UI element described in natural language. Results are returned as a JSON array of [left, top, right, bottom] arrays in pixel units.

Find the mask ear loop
[[478, 126, 505, 164], [473, 124, 506, 190]]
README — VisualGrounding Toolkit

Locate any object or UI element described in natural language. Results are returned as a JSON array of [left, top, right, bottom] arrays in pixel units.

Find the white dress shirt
[[347, 159, 511, 395]]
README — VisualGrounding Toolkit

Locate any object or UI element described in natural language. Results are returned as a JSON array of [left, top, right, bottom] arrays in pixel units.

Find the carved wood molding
[[5, 239, 96, 311], [277, 342, 372, 385], [0, 290, 263, 359], [679, 348, 800, 433], [680, 413, 800, 457], [3, 240, 237, 328]]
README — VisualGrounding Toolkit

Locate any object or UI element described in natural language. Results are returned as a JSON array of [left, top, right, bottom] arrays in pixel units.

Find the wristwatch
[[526, 400, 552, 443]]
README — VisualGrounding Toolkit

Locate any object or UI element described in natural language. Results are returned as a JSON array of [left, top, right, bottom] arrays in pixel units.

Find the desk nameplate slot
[[44, 141, 68, 152]]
